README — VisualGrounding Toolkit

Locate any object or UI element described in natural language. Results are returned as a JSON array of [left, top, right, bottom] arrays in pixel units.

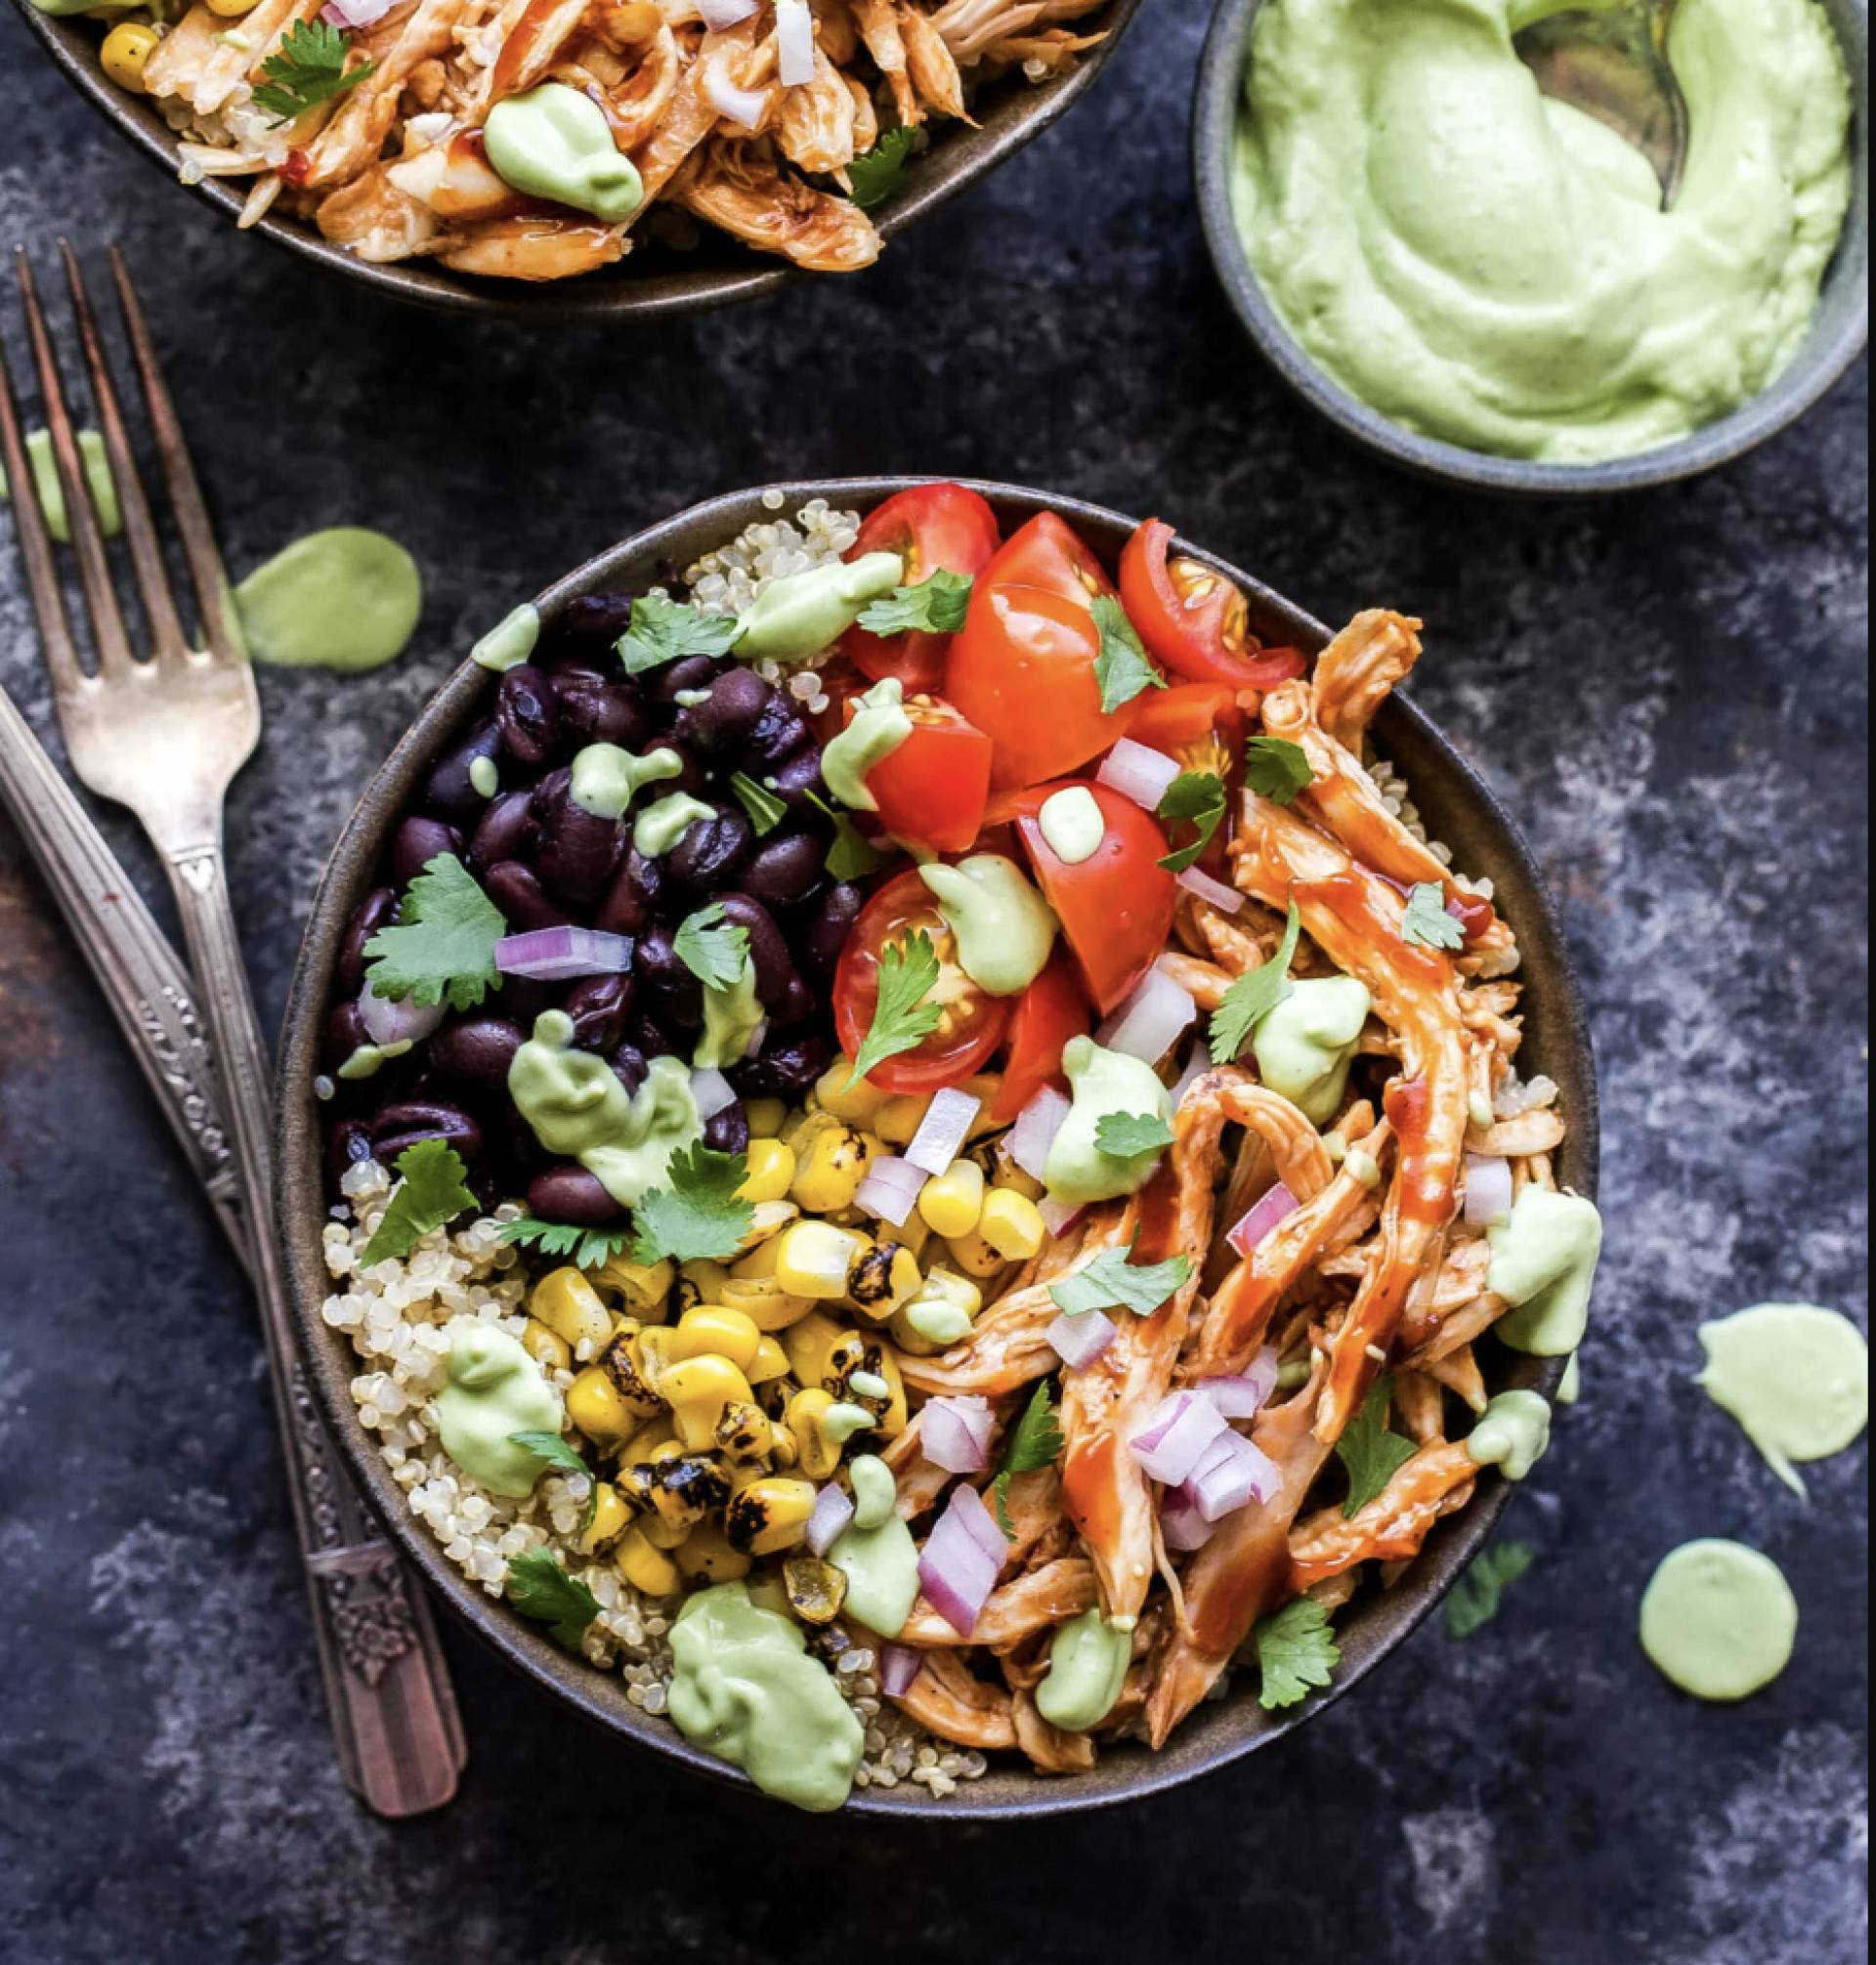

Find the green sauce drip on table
[[483, 83, 645, 224], [1487, 1186, 1603, 1354], [1044, 1036, 1174, 1206], [828, 1454, 920, 1638], [918, 854, 1058, 997], [234, 528, 422, 673], [1252, 974, 1372, 1124], [1695, 1303, 1868, 1497], [435, 1326, 563, 1499], [1639, 1539, 1799, 1701], [1035, 1609, 1132, 1732]]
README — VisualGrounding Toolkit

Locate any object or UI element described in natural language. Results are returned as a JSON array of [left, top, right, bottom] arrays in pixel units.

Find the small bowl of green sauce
[[1192, 0, 1868, 492]]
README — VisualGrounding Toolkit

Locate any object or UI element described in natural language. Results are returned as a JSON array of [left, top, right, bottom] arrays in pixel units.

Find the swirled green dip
[[484, 84, 644, 223], [667, 1582, 865, 1812], [435, 1326, 562, 1499], [1232, 0, 1854, 462], [234, 528, 422, 672], [1640, 1539, 1798, 1700], [1695, 1303, 1868, 1497], [1252, 975, 1371, 1124]]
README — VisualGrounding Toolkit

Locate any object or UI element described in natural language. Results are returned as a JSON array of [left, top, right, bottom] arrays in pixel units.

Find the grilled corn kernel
[[567, 1364, 642, 1448], [592, 1254, 674, 1319], [782, 1309, 849, 1390], [716, 1274, 815, 1333], [101, 21, 159, 88], [917, 1159, 986, 1240], [745, 1096, 789, 1138], [730, 1201, 798, 1269], [619, 1415, 677, 1463], [574, 1482, 630, 1556], [845, 1240, 921, 1322], [615, 1525, 682, 1595], [531, 1267, 615, 1353], [993, 1161, 1045, 1202], [520, 1316, 573, 1376], [775, 1220, 871, 1300], [670, 1305, 763, 1372], [737, 1137, 797, 1205], [676, 1519, 752, 1584], [747, 1334, 791, 1383], [678, 1258, 732, 1306], [890, 1266, 984, 1353], [872, 1094, 928, 1147], [980, 1188, 1045, 1261], [651, 1451, 732, 1533], [813, 1059, 890, 1126], [858, 1339, 909, 1437], [714, 1398, 774, 1463], [945, 1225, 1011, 1278], [661, 1353, 757, 1450], [204, 0, 260, 14], [785, 1388, 844, 1478], [789, 1118, 879, 1214], [724, 1474, 819, 1555]]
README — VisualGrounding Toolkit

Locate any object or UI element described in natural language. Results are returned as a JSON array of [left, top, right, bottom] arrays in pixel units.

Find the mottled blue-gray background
[[0, 5, 1867, 1960]]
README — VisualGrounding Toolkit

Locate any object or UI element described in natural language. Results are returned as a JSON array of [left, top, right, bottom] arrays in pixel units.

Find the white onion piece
[[494, 925, 634, 980], [775, 0, 816, 84], [690, 1067, 737, 1122], [917, 1483, 1003, 1636], [905, 1087, 980, 1177], [1226, 1180, 1299, 1259], [1007, 1086, 1069, 1180], [922, 1395, 996, 1474], [878, 1642, 923, 1696], [1197, 1347, 1280, 1418], [1096, 962, 1198, 1064], [1176, 864, 1244, 915], [1159, 1488, 1215, 1552], [1045, 1307, 1116, 1370], [1183, 1430, 1280, 1520], [855, 1154, 926, 1226], [1097, 738, 1180, 811], [1167, 1043, 1210, 1113], [805, 1480, 854, 1558], [1130, 1390, 1227, 1487], [1037, 1193, 1084, 1239], [320, 0, 397, 24], [358, 981, 446, 1049], [697, 0, 758, 23], [704, 62, 768, 128], [1464, 1151, 1514, 1226]]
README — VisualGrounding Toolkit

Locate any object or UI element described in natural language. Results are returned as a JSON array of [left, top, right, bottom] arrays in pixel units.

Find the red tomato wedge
[[1122, 682, 1246, 874], [853, 696, 992, 856], [946, 582, 1114, 790], [991, 948, 1092, 1123], [1010, 782, 1178, 1014], [982, 511, 1118, 610], [832, 870, 1012, 1094], [839, 484, 1002, 695], [1119, 519, 1309, 689]]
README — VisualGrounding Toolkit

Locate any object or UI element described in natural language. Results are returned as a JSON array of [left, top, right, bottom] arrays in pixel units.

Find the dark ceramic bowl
[[276, 477, 1599, 1815], [15, 0, 1139, 323], [1191, 0, 1869, 493]]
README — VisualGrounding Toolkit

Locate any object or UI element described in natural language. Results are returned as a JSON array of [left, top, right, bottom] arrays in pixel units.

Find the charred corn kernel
[[728, 1456, 769, 1492], [574, 1481, 630, 1556], [679, 1257, 732, 1303], [775, 1220, 871, 1300], [994, 1161, 1045, 1202], [714, 1398, 773, 1463], [894, 1212, 935, 1262], [592, 1254, 674, 1318], [724, 1474, 819, 1555], [766, 1423, 799, 1468], [783, 1553, 848, 1623], [745, 1096, 789, 1138], [615, 1525, 681, 1596], [814, 1059, 889, 1126], [917, 1159, 986, 1239], [530, 1267, 615, 1352], [734, 1200, 798, 1261], [859, 1340, 909, 1437], [845, 1240, 921, 1322], [716, 1274, 815, 1333], [661, 1354, 757, 1450], [789, 1120, 878, 1214], [567, 1364, 642, 1448], [980, 1188, 1045, 1261], [890, 1266, 984, 1353], [782, 1309, 848, 1389], [736, 1136, 796, 1204], [785, 1388, 843, 1478], [639, 1510, 690, 1549], [747, 1334, 790, 1383], [669, 1305, 762, 1371], [945, 1225, 1011, 1278], [520, 1316, 572, 1376], [676, 1519, 752, 1584], [629, 1325, 683, 1399], [873, 1095, 928, 1147], [101, 21, 159, 88], [651, 1450, 732, 1533]]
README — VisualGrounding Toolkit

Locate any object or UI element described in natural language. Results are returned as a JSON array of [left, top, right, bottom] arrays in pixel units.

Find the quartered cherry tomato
[[991, 948, 1092, 1123], [1122, 682, 1247, 874], [839, 484, 1002, 695], [854, 695, 992, 856], [833, 870, 1012, 1093], [980, 511, 1116, 611], [1119, 519, 1309, 689], [946, 583, 1114, 790], [1009, 782, 1178, 1014]]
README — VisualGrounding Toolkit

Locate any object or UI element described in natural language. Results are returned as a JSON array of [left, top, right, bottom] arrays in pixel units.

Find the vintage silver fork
[[1, 244, 466, 1816]]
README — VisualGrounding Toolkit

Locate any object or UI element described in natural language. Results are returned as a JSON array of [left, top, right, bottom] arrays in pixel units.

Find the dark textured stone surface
[[0, 7, 1867, 1961]]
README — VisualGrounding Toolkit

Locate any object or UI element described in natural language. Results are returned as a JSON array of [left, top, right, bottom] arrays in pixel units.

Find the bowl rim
[[11, 0, 1142, 325], [275, 475, 1600, 1817], [1189, 0, 1871, 495]]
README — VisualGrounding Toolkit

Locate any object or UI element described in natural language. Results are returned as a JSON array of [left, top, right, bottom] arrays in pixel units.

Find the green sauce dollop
[[732, 551, 904, 665], [1695, 1303, 1868, 1497], [471, 602, 540, 673], [633, 792, 715, 858], [234, 528, 422, 673], [1639, 1539, 1799, 1701], [918, 854, 1058, 998], [1037, 786, 1105, 865], [821, 676, 912, 809], [1487, 1187, 1603, 1355], [435, 1326, 563, 1499], [694, 960, 764, 1071], [827, 1454, 920, 1638], [483, 83, 644, 224], [569, 743, 682, 821], [1465, 1388, 1551, 1481], [1035, 1609, 1132, 1732], [1044, 1036, 1174, 1206], [1252, 975, 1371, 1124]]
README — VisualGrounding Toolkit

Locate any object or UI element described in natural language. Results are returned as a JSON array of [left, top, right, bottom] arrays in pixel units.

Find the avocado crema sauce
[[1232, 0, 1854, 462]]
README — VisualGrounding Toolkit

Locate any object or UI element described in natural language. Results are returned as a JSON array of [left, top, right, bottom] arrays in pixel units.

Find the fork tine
[[14, 250, 139, 681], [60, 241, 191, 670], [0, 322, 87, 702], [107, 248, 243, 667]]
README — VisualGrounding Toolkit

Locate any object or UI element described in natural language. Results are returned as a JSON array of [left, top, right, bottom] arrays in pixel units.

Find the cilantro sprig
[[1401, 881, 1466, 951], [993, 1379, 1065, 1536], [504, 1549, 601, 1652], [362, 852, 507, 1011], [630, 1144, 754, 1266], [728, 771, 788, 837], [1157, 769, 1228, 875], [497, 1217, 632, 1271], [1207, 901, 1300, 1065], [509, 1431, 599, 1531], [1093, 1111, 1175, 1160], [806, 788, 887, 881], [857, 571, 973, 637], [1244, 736, 1313, 805], [360, 1140, 478, 1267], [846, 929, 942, 1088], [1445, 1540, 1536, 1639], [848, 124, 918, 209], [1089, 594, 1165, 715], [1047, 1240, 1190, 1319], [1337, 1375, 1418, 1516], [250, 20, 377, 126], [1254, 1598, 1341, 1709], [673, 902, 751, 992], [616, 595, 741, 675]]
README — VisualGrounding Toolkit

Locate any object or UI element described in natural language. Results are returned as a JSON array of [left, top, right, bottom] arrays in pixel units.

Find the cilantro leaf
[[509, 1431, 599, 1530], [630, 1144, 754, 1266], [1445, 1540, 1536, 1639], [250, 20, 377, 124], [1157, 769, 1228, 875], [1093, 1111, 1175, 1159], [1337, 1376, 1419, 1516], [1048, 1241, 1190, 1318], [496, 1217, 632, 1270], [806, 788, 887, 881], [673, 902, 751, 992], [1244, 736, 1313, 805], [360, 1140, 479, 1267], [504, 1548, 601, 1651], [1207, 901, 1300, 1064], [1254, 1597, 1341, 1710], [848, 124, 917, 209], [993, 1379, 1065, 1536], [846, 929, 942, 1088], [1089, 594, 1166, 715], [1401, 881, 1466, 951], [728, 770, 788, 837], [615, 594, 741, 676], [362, 852, 506, 1011], [857, 570, 973, 637]]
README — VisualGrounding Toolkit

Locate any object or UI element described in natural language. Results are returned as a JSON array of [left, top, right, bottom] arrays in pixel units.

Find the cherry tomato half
[[839, 484, 1002, 695], [1119, 519, 1309, 690], [854, 695, 992, 856], [833, 870, 1012, 1094], [991, 948, 1092, 1123], [1010, 781, 1178, 1014], [946, 582, 1114, 790], [981, 511, 1117, 611], [1122, 682, 1247, 875]]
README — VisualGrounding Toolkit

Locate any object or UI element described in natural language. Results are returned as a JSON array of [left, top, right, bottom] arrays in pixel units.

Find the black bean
[[371, 1099, 482, 1162], [468, 789, 538, 873], [710, 892, 797, 1004], [389, 815, 464, 891], [804, 881, 867, 979], [595, 846, 663, 937], [484, 860, 574, 931], [467, 1166, 507, 1215], [423, 717, 503, 823], [626, 1015, 678, 1061], [667, 804, 750, 892], [552, 590, 636, 652], [533, 767, 627, 903], [704, 1102, 750, 1155], [555, 668, 649, 750], [652, 654, 725, 704], [562, 972, 635, 1052], [496, 664, 561, 767], [672, 667, 772, 756], [428, 1013, 526, 1089], [745, 693, 812, 768], [636, 925, 704, 1028], [768, 747, 829, 816], [611, 1042, 649, 1097], [731, 1029, 831, 1097], [337, 886, 396, 997], [528, 1164, 621, 1225], [741, 833, 824, 909], [326, 1117, 375, 1196], [767, 973, 819, 1029], [496, 975, 556, 1023], [323, 999, 368, 1073]]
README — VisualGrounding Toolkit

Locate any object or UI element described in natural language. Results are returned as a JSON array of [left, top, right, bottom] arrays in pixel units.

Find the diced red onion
[[917, 1484, 1003, 1636], [905, 1087, 980, 1177], [1464, 1151, 1514, 1226], [1007, 1086, 1069, 1180], [950, 1479, 1006, 1564], [805, 1480, 854, 1559], [697, 0, 758, 24], [1097, 738, 1181, 811], [1226, 1180, 1299, 1259], [1037, 1194, 1084, 1238], [1130, 1390, 1227, 1487], [690, 1067, 737, 1122], [1045, 1307, 1117, 1370], [320, 0, 396, 23], [1167, 1043, 1209, 1113], [775, 0, 816, 84], [879, 1642, 923, 1696], [921, 1395, 996, 1474], [357, 981, 445, 1048], [494, 925, 633, 981], [704, 62, 767, 127], [855, 1154, 926, 1227], [1160, 1487, 1216, 1552], [1095, 963, 1198, 1065], [1196, 1347, 1280, 1418], [1176, 864, 1244, 915], [1184, 1429, 1280, 1521]]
